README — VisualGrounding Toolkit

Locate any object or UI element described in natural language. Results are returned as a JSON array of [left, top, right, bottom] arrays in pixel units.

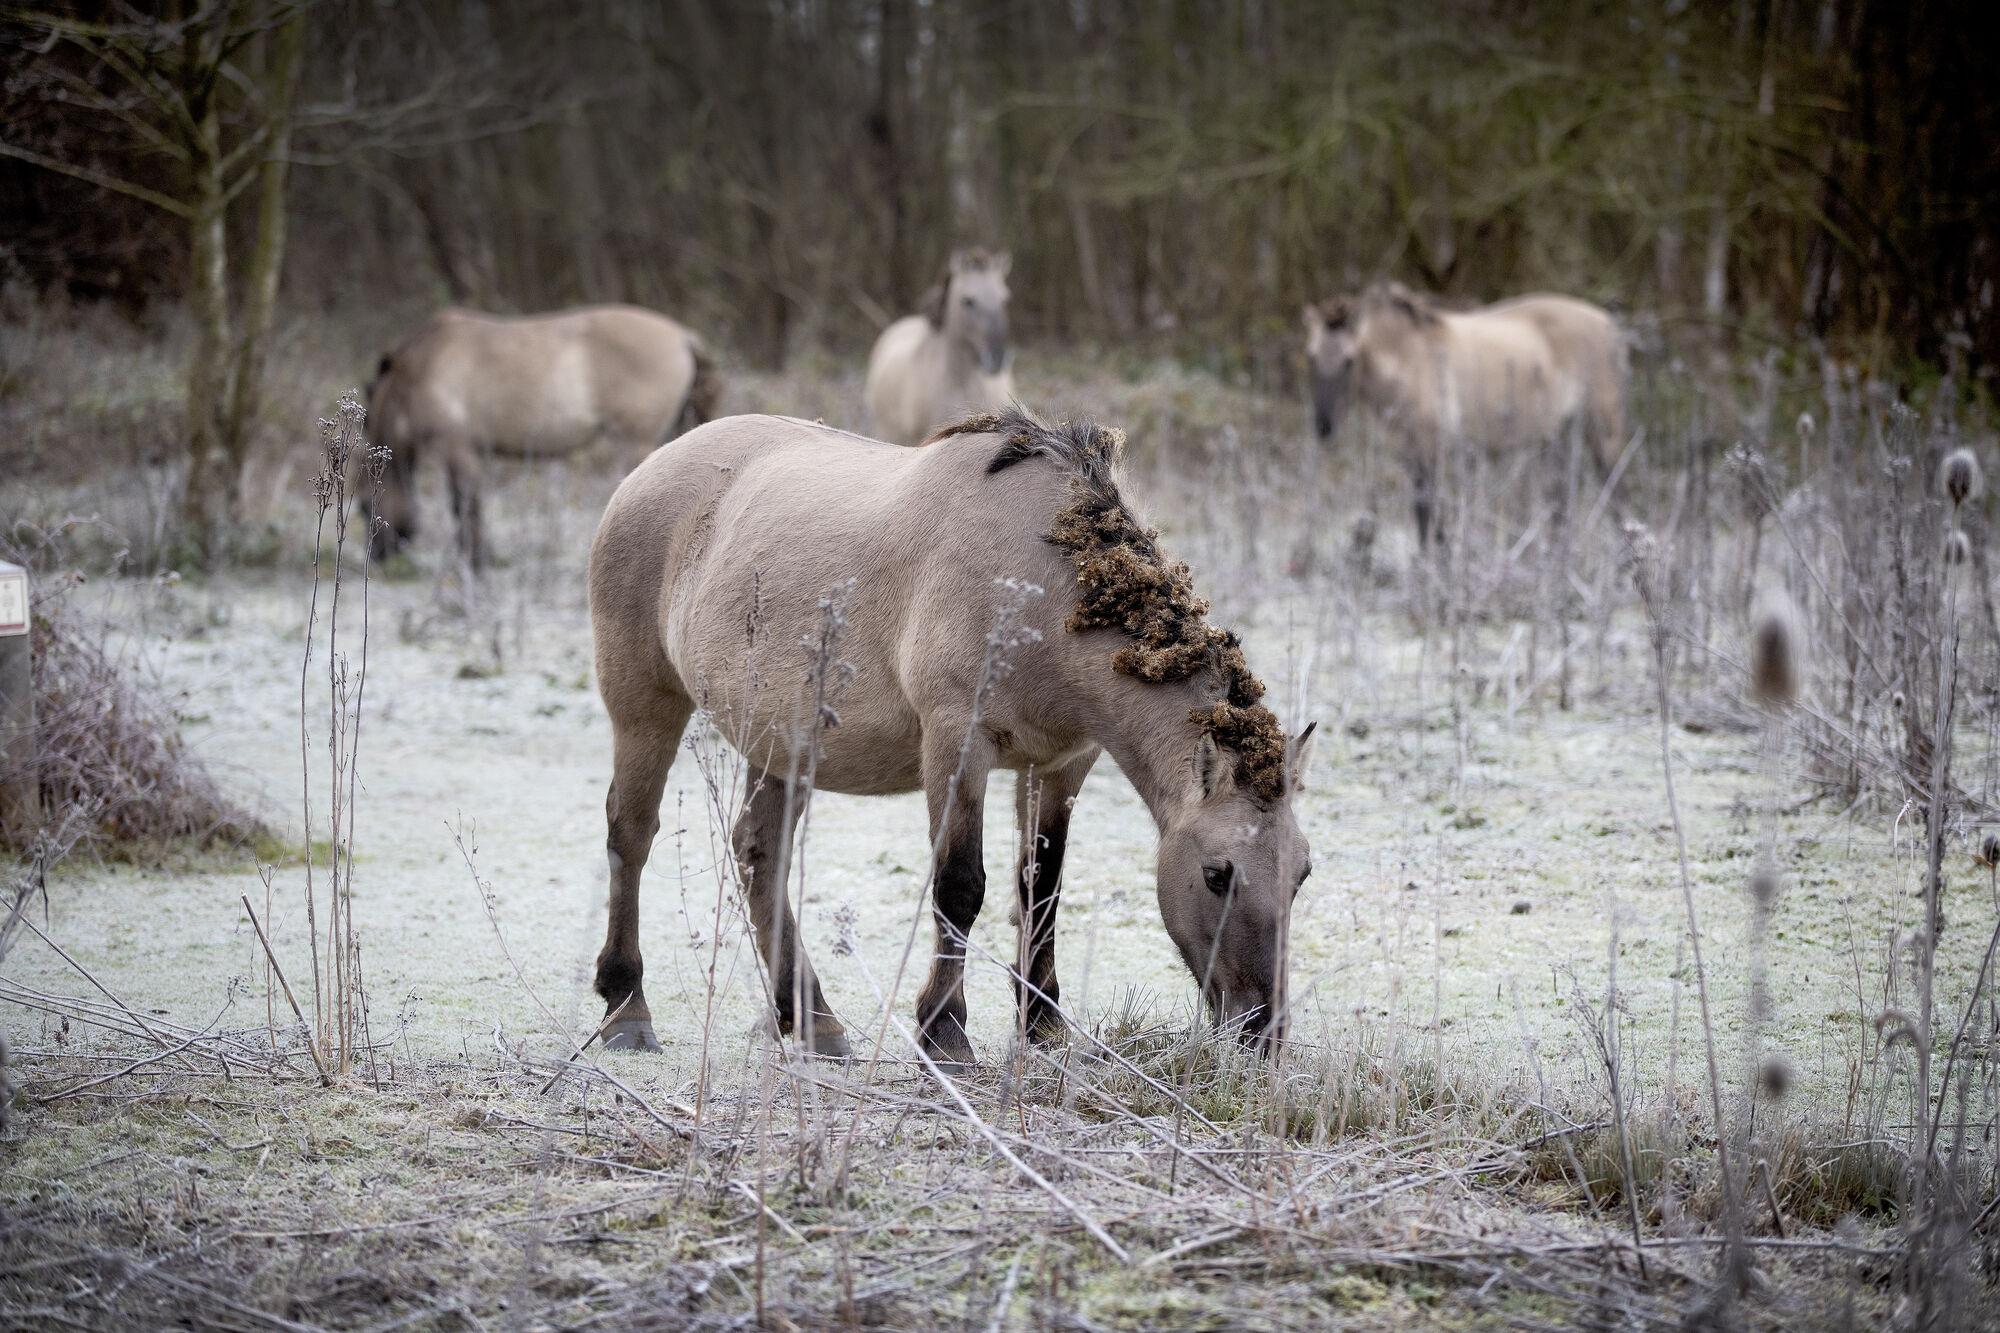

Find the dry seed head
[[1749, 866, 1781, 908], [1939, 447, 1983, 507], [1795, 412, 1815, 445], [1945, 529, 1972, 567], [1749, 592, 1801, 706], [1978, 832, 2000, 868], [1757, 1054, 1794, 1101]]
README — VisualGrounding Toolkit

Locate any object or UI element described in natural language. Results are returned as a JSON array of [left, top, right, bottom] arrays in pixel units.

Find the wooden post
[[0, 561, 37, 847]]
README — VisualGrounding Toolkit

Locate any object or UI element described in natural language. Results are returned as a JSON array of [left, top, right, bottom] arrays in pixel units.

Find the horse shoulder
[[894, 450, 1073, 713]]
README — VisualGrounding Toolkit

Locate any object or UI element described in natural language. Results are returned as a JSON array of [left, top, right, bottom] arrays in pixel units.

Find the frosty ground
[[2, 362, 1989, 1329]]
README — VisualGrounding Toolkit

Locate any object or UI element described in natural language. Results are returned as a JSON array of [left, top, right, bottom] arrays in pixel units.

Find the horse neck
[[1363, 318, 1448, 414], [1075, 668, 1215, 829], [935, 319, 984, 383]]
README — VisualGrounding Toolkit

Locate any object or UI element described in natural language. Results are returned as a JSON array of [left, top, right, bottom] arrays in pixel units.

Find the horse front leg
[[915, 724, 993, 1068], [1409, 449, 1439, 552], [1013, 750, 1097, 1047]]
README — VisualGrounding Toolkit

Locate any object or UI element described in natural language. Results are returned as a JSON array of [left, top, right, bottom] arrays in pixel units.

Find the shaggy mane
[[930, 406, 1289, 802]]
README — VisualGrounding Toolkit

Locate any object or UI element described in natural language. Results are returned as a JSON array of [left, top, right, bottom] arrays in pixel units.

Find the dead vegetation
[[1, 342, 1998, 1329], [0, 539, 263, 863]]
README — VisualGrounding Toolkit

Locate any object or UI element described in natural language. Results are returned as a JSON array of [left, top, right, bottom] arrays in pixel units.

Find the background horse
[[864, 249, 1014, 445], [366, 304, 719, 566], [587, 407, 1313, 1062], [1304, 281, 1627, 546]]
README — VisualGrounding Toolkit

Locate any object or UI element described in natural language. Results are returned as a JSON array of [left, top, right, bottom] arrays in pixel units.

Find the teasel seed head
[[1945, 529, 1972, 567], [1750, 592, 1802, 706], [1749, 866, 1782, 909], [1758, 1054, 1794, 1101], [1939, 447, 1983, 508]]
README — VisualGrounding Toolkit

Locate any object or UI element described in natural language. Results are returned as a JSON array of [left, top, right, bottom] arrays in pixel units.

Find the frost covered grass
[[2, 350, 1997, 1327]]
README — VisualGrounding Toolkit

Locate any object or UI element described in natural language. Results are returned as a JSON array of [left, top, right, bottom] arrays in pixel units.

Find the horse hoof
[[1026, 1016, 1069, 1049], [920, 1029, 976, 1073], [807, 1029, 852, 1061], [600, 1020, 660, 1053]]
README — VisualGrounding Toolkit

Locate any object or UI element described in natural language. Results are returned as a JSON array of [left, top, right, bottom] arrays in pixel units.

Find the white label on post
[[0, 565, 27, 637]]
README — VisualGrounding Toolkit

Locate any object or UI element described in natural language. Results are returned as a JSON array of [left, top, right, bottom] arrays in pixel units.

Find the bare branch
[[0, 139, 191, 217]]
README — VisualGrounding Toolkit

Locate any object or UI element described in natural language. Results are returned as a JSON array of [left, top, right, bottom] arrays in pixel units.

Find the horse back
[[591, 414, 1082, 783]]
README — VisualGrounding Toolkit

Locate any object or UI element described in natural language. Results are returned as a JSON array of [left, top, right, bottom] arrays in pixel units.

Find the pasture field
[[1, 346, 1996, 1330]]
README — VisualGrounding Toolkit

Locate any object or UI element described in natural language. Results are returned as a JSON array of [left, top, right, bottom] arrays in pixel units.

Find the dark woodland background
[[5, 0, 1997, 386]]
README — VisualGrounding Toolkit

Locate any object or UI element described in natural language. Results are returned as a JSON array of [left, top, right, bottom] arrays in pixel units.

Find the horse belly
[[487, 346, 601, 457], [663, 575, 926, 797]]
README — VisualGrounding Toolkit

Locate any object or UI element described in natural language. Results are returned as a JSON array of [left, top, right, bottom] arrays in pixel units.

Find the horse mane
[[1363, 280, 1441, 326], [929, 406, 1289, 802]]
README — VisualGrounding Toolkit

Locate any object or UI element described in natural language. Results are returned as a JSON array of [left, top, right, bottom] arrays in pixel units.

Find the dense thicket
[[5, 0, 1995, 388]]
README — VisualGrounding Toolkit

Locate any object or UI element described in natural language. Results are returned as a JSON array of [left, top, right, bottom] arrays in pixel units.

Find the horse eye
[[1203, 862, 1234, 895], [961, 295, 976, 307]]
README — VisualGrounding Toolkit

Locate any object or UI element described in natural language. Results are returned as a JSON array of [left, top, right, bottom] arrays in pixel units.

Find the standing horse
[[366, 304, 719, 567], [864, 249, 1015, 446], [587, 406, 1315, 1062], [1303, 282, 1627, 546]]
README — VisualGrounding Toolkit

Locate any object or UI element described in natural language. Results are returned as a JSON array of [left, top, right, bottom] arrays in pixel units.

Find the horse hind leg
[[733, 776, 847, 1057], [595, 686, 693, 1052], [444, 440, 487, 572]]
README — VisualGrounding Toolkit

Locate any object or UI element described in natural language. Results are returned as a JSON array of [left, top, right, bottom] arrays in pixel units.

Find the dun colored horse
[[1304, 281, 1627, 545], [587, 406, 1314, 1062], [865, 249, 1015, 446], [366, 305, 718, 567]]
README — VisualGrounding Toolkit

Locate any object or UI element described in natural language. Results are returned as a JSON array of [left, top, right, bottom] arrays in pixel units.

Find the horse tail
[[676, 333, 722, 436], [364, 354, 394, 440]]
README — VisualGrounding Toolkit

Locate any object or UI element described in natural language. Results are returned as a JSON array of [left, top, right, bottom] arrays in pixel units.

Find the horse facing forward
[[587, 406, 1314, 1063], [1304, 281, 1627, 545], [865, 249, 1015, 446], [366, 304, 718, 567]]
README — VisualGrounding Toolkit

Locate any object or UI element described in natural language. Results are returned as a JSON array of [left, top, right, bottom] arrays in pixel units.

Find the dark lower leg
[[916, 735, 990, 1066], [1014, 757, 1091, 1044], [447, 452, 485, 570], [1411, 456, 1438, 551], [917, 828, 984, 1065], [734, 778, 847, 1056]]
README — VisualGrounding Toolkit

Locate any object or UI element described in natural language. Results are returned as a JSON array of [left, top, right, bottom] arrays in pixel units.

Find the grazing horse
[[366, 304, 719, 567], [864, 249, 1015, 446], [587, 406, 1315, 1063], [1303, 282, 1627, 546]]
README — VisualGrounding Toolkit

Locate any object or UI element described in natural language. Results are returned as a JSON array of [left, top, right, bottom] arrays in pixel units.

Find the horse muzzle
[[1214, 992, 1285, 1054], [1311, 366, 1350, 441]]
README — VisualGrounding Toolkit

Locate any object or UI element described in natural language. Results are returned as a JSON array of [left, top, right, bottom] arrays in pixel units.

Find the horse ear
[[1287, 722, 1317, 792], [1192, 734, 1232, 800], [922, 276, 948, 328], [1301, 303, 1321, 333], [993, 250, 1011, 278]]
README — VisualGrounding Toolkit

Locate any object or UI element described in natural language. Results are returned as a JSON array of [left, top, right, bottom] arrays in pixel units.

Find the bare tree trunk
[[220, 11, 306, 526], [180, 55, 233, 560]]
